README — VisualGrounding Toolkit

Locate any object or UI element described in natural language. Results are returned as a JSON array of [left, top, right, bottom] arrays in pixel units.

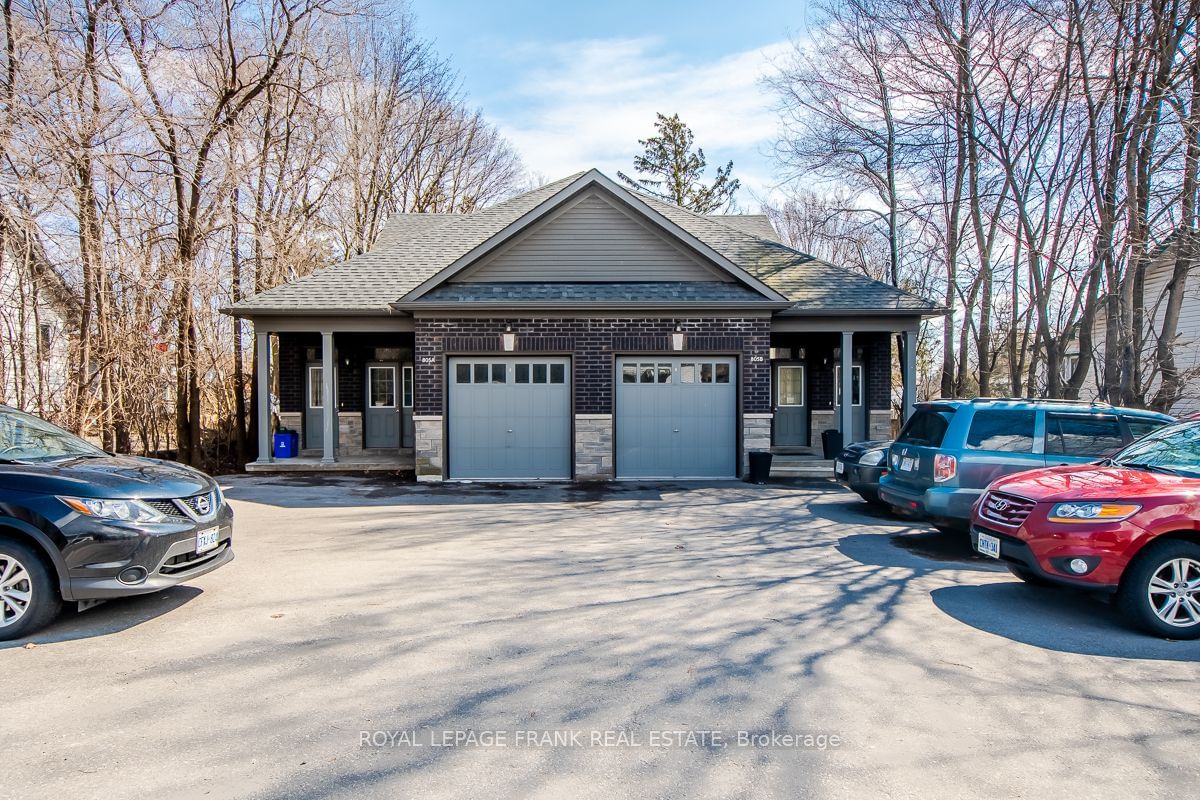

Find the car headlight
[[59, 496, 166, 523], [859, 449, 886, 466], [1047, 502, 1141, 523]]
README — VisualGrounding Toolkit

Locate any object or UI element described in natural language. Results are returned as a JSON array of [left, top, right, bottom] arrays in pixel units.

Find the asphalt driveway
[[3, 476, 1198, 799]]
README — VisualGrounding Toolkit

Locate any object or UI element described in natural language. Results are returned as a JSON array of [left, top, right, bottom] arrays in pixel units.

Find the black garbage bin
[[747, 450, 773, 484], [821, 429, 843, 459]]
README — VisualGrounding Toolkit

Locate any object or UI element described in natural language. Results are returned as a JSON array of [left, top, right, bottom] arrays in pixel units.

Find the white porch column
[[321, 330, 336, 464], [902, 328, 918, 422], [839, 330, 853, 444], [254, 328, 273, 464]]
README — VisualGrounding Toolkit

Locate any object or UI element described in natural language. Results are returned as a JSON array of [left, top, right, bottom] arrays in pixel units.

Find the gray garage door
[[447, 357, 571, 479], [615, 357, 737, 479]]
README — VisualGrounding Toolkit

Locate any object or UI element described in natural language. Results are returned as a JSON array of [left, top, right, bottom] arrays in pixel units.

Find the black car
[[834, 440, 891, 504], [0, 405, 233, 639]]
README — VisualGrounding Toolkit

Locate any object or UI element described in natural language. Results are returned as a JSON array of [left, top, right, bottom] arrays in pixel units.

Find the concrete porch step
[[769, 456, 836, 478]]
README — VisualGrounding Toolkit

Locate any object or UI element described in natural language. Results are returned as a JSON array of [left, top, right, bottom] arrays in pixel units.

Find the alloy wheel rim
[[0, 555, 32, 628], [1147, 557, 1200, 628]]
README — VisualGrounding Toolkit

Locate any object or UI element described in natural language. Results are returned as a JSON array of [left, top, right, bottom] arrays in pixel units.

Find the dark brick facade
[[278, 333, 317, 413], [769, 331, 892, 411], [413, 317, 772, 416]]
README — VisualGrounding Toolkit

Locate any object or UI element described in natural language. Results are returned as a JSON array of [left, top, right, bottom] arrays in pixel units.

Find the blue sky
[[407, 0, 813, 209]]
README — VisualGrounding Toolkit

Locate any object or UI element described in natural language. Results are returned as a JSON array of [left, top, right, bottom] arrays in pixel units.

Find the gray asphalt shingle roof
[[709, 214, 781, 242], [635, 195, 936, 313], [414, 281, 771, 304], [228, 171, 939, 316]]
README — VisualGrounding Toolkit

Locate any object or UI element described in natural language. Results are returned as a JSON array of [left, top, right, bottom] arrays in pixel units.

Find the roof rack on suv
[[924, 396, 1114, 407]]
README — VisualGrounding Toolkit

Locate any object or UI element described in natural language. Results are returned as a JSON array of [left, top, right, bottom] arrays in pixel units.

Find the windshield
[[1112, 422, 1200, 478], [0, 407, 108, 462]]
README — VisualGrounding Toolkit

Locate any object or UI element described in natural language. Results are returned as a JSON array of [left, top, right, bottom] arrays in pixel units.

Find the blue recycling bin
[[273, 430, 299, 458]]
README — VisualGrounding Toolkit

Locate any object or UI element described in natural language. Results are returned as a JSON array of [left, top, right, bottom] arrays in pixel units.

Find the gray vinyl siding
[[454, 189, 731, 283]]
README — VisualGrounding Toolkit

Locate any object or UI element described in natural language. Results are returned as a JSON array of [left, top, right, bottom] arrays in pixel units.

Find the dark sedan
[[834, 440, 892, 504], [0, 405, 233, 639]]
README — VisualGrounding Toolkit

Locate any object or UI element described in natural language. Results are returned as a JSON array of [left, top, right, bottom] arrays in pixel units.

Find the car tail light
[[933, 454, 956, 483]]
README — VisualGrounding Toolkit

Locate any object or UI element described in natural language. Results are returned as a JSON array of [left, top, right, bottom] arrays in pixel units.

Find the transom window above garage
[[454, 361, 565, 384], [621, 361, 731, 384]]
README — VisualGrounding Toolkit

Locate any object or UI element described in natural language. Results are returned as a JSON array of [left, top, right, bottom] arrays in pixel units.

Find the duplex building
[[225, 170, 940, 480]]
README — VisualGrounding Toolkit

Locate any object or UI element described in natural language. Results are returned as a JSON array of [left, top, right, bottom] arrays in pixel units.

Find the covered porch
[[768, 318, 918, 454], [247, 316, 416, 471], [245, 452, 415, 473]]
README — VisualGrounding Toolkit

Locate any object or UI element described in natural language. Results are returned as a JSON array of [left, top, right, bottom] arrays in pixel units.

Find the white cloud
[[486, 37, 791, 207]]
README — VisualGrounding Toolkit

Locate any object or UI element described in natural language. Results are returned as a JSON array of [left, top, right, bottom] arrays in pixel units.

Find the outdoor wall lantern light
[[502, 325, 516, 352], [672, 323, 685, 351], [832, 347, 841, 359], [798, 347, 806, 360]]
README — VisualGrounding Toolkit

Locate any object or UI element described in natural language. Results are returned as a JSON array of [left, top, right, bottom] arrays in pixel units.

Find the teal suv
[[878, 398, 1172, 531]]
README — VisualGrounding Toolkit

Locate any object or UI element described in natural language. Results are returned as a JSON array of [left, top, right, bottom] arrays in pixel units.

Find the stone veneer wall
[[338, 412, 363, 456], [869, 410, 894, 441], [574, 414, 614, 480], [811, 410, 837, 449], [414, 415, 444, 481], [811, 409, 895, 449], [742, 413, 773, 474], [277, 411, 302, 435]]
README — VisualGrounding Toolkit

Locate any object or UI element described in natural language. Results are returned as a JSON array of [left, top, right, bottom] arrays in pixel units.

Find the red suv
[[970, 420, 1200, 638]]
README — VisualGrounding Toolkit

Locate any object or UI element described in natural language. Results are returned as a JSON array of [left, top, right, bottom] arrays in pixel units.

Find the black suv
[[0, 405, 233, 639]]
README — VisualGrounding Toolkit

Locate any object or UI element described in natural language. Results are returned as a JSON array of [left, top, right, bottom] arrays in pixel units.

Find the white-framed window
[[402, 366, 413, 408], [368, 365, 396, 408], [834, 365, 863, 407], [308, 366, 323, 408], [1060, 353, 1079, 382], [777, 365, 805, 406]]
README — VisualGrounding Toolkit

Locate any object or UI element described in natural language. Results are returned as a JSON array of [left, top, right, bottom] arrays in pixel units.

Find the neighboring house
[[225, 169, 941, 481], [1075, 233, 1200, 416], [0, 247, 72, 415]]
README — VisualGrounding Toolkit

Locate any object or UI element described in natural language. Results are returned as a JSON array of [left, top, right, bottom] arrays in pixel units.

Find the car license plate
[[196, 527, 220, 554], [976, 532, 1001, 559], [834, 461, 845, 475], [900, 456, 917, 472]]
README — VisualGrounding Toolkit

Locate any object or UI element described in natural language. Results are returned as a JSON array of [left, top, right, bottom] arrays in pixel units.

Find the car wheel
[[1007, 565, 1054, 587], [1117, 540, 1200, 639], [0, 539, 62, 641]]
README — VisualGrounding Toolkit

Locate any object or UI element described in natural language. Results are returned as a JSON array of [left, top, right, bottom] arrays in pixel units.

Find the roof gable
[[401, 170, 787, 303], [453, 187, 732, 284]]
